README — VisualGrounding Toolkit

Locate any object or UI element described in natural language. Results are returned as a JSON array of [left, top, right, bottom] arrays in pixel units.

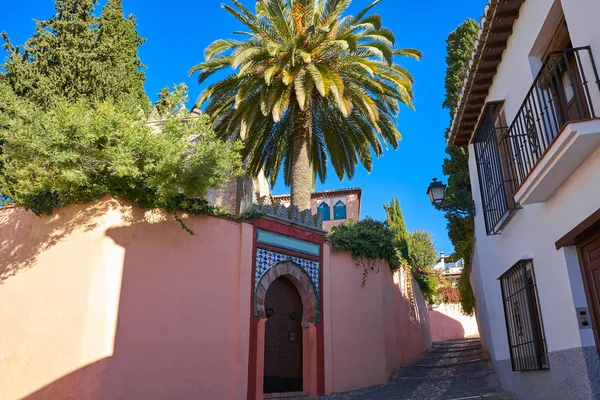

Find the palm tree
[[191, 0, 421, 211]]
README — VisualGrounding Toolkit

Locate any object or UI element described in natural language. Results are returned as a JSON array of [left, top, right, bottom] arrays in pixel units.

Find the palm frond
[[192, 0, 421, 196]]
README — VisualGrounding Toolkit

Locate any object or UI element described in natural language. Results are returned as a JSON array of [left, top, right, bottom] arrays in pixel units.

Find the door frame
[[263, 276, 304, 394], [247, 218, 325, 400], [576, 228, 600, 354]]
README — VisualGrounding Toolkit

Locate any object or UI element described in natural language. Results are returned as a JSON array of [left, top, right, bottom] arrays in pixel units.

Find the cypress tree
[[384, 197, 411, 263], [437, 19, 480, 315], [2, 0, 99, 107], [1, 0, 148, 108], [97, 0, 149, 110]]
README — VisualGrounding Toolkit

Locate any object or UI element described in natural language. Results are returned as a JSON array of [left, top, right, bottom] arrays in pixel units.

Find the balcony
[[474, 46, 600, 235], [508, 46, 600, 205]]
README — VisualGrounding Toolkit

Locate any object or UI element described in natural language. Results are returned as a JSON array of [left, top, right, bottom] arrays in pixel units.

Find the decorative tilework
[[255, 248, 320, 293], [256, 229, 321, 257]]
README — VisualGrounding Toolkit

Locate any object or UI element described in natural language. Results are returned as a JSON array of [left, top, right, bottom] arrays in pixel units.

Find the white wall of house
[[469, 144, 600, 356], [467, 0, 600, 397]]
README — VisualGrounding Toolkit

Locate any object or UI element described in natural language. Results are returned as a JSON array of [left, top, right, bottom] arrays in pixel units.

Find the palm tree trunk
[[290, 104, 313, 211]]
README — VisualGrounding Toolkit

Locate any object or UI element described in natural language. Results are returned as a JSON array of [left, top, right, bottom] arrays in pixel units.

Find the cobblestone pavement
[[320, 338, 513, 400]]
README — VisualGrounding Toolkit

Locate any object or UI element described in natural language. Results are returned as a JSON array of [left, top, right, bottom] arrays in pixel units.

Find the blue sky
[[1, 0, 485, 254]]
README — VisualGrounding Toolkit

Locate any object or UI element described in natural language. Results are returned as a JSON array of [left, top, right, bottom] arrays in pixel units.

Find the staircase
[[320, 337, 515, 399], [396, 338, 514, 400]]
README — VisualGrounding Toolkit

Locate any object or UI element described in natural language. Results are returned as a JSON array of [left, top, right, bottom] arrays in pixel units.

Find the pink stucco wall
[[323, 249, 431, 394], [428, 304, 479, 342], [0, 200, 431, 399], [0, 198, 254, 400]]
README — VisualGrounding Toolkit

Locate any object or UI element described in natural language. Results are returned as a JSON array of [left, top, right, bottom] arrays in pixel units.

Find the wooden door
[[263, 277, 303, 394], [553, 53, 590, 127], [564, 54, 590, 121], [578, 230, 600, 352]]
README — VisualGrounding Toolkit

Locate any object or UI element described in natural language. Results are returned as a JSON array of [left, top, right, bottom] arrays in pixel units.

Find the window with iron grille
[[500, 260, 549, 371], [473, 102, 519, 235]]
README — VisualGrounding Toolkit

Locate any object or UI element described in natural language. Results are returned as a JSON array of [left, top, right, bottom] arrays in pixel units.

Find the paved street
[[320, 338, 513, 400]]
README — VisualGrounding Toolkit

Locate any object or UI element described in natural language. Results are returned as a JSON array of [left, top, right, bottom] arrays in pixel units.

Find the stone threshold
[[264, 391, 310, 399]]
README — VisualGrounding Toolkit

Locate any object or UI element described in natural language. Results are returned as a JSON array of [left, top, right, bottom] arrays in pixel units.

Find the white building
[[449, 0, 600, 399], [433, 252, 464, 286]]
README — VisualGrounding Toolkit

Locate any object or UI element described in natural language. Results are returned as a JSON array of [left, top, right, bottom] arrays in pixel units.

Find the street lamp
[[426, 178, 446, 206]]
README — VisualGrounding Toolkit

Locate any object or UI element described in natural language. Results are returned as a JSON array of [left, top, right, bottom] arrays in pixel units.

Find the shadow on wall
[[23, 359, 110, 400], [428, 309, 466, 342], [17, 210, 247, 400], [0, 199, 135, 285], [393, 275, 433, 365]]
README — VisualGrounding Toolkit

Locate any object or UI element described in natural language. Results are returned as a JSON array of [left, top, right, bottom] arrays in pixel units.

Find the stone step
[[410, 357, 490, 368], [420, 349, 482, 359], [264, 391, 310, 399], [429, 343, 482, 352], [393, 365, 496, 380], [432, 340, 481, 347], [447, 391, 515, 400], [434, 338, 481, 344]]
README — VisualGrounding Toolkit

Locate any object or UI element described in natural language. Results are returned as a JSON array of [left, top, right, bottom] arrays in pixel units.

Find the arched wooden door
[[263, 277, 303, 394]]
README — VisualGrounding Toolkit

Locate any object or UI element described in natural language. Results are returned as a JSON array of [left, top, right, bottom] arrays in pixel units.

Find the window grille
[[474, 103, 519, 235], [500, 260, 549, 371], [508, 46, 600, 188], [333, 201, 347, 220], [317, 202, 330, 221]]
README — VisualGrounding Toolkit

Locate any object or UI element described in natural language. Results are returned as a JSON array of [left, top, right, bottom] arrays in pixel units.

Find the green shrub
[[0, 83, 243, 216], [327, 218, 400, 285], [458, 262, 476, 315]]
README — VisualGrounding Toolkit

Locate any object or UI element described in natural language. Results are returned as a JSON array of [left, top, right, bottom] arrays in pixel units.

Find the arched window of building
[[333, 200, 347, 220], [318, 202, 331, 221]]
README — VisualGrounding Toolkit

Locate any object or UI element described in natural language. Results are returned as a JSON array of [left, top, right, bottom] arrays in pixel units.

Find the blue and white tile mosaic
[[255, 248, 320, 293]]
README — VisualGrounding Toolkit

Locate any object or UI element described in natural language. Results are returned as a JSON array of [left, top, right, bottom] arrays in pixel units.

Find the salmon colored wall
[[323, 249, 431, 394], [0, 200, 431, 400], [429, 303, 480, 342], [0, 198, 254, 400]]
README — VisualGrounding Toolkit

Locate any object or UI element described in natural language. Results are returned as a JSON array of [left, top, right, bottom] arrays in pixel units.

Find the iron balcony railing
[[474, 46, 600, 235], [507, 46, 600, 188]]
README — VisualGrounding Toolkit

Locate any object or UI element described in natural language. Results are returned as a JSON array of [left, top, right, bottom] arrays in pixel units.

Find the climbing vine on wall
[[326, 218, 401, 286]]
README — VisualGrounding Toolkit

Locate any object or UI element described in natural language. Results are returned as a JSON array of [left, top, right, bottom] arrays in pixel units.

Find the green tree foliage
[[384, 197, 441, 301], [0, 83, 243, 216], [327, 217, 400, 285], [408, 230, 437, 272], [443, 19, 479, 112], [96, 0, 150, 111], [0, 2, 242, 219], [408, 230, 439, 302], [383, 197, 411, 261], [191, 0, 421, 210], [1, 0, 148, 108], [437, 19, 479, 315]]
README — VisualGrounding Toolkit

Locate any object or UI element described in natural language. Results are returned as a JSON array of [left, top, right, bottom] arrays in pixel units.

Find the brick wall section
[[205, 177, 240, 214]]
